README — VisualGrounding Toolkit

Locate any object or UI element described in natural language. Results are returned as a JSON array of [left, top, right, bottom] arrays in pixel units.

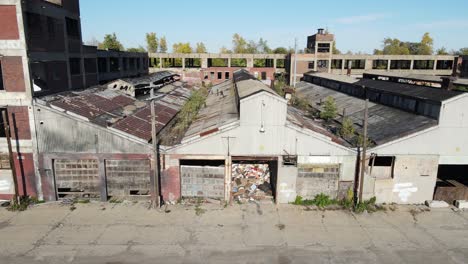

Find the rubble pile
[[231, 164, 273, 202]]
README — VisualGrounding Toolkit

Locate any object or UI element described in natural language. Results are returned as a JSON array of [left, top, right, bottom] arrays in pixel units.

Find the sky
[[80, 0, 468, 54]]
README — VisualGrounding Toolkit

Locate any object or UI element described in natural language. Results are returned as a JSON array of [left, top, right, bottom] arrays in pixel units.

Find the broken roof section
[[37, 83, 191, 142]]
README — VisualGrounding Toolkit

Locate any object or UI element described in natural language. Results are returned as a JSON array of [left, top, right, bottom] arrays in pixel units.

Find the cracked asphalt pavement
[[0, 201, 467, 264]]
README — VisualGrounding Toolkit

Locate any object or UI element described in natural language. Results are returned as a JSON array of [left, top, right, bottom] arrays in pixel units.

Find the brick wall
[[6, 106, 31, 140], [12, 153, 36, 197], [0, 6, 19, 40], [1, 57, 26, 92]]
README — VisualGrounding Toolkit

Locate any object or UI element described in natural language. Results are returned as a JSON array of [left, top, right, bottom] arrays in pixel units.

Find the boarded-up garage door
[[54, 159, 100, 198], [181, 165, 224, 198], [297, 164, 340, 199], [106, 160, 151, 197]]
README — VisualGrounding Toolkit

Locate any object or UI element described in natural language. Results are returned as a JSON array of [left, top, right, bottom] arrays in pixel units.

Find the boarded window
[[369, 156, 395, 179]]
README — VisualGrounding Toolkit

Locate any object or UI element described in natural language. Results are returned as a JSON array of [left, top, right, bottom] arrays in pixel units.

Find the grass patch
[[195, 205, 206, 216], [109, 198, 123, 204], [354, 197, 378, 213], [7, 196, 43, 212], [76, 199, 90, 204], [292, 194, 338, 209]]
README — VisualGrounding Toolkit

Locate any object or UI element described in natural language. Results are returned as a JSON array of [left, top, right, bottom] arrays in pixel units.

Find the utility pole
[[358, 86, 369, 203], [293, 38, 298, 88], [150, 100, 160, 208], [2, 109, 20, 205]]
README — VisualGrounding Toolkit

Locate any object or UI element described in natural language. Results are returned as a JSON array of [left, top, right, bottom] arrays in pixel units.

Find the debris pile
[[231, 164, 273, 202]]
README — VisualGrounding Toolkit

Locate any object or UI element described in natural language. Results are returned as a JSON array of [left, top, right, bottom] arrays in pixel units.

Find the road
[[0, 201, 467, 264]]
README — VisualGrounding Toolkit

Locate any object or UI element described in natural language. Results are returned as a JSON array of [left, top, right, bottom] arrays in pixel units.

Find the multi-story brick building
[[0, 0, 148, 200]]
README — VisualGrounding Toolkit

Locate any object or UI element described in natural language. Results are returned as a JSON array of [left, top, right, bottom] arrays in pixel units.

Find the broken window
[[261, 72, 267, 80], [369, 156, 395, 179], [109, 57, 119, 72], [84, 58, 97, 74], [225, 72, 230, 79], [0, 61, 4, 90], [69, 58, 81, 75], [331, 60, 342, 69], [217, 72, 222, 80], [65, 17, 80, 38], [317, 43, 330, 53], [98, 58, 107, 73]]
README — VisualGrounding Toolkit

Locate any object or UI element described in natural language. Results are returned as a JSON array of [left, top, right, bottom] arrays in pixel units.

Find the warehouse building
[[299, 72, 468, 204], [33, 79, 191, 201]]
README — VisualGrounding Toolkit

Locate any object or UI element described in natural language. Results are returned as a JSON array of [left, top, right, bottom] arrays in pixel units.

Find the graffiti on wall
[[392, 182, 418, 202]]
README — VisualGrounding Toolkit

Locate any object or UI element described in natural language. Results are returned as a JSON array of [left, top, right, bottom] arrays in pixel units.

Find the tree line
[[90, 32, 468, 56]]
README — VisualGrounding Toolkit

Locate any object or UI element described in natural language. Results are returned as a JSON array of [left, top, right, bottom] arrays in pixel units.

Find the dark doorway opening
[[434, 165, 468, 204]]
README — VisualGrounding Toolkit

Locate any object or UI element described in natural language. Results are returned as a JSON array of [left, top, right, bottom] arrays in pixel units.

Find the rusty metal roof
[[41, 84, 192, 142]]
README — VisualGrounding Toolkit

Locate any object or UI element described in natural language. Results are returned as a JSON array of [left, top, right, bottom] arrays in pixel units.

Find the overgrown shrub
[[320, 96, 337, 121], [7, 196, 43, 212], [354, 197, 377, 213]]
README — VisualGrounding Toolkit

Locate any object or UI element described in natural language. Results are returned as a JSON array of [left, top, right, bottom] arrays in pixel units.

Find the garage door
[[181, 165, 224, 198], [54, 159, 100, 199], [297, 164, 340, 199], [106, 159, 151, 197]]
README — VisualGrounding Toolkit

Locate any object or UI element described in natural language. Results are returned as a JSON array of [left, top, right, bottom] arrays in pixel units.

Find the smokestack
[[441, 76, 456, 91]]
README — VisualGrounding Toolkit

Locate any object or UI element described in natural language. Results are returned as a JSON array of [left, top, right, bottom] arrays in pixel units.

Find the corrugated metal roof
[[356, 78, 462, 102], [233, 69, 280, 99], [40, 84, 192, 142], [296, 81, 438, 145], [184, 80, 238, 139]]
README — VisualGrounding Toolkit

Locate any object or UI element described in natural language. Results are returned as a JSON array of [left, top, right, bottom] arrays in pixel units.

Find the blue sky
[[80, 0, 468, 53]]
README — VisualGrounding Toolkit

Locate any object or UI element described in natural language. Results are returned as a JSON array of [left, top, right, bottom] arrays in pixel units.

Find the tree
[[86, 37, 100, 47], [173, 42, 192, 53], [98, 33, 124, 51], [232, 33, 248, 53], [332, 42, 341, 54], [196, 42, 207, 53], [159, 36, 167, 53], [220, 46, 232, 54], [127, 46, 146, 53], [273, 47, 288, 54], [320, 96, 337, 121], [257, 38, 271, 54], [373, 33, 434, 55], [146, 32, 159, 53], [417, 32, 433, 55], [340, 118, 355, 139], [453, 48, 468, 55], [436, 47, 449, 55]]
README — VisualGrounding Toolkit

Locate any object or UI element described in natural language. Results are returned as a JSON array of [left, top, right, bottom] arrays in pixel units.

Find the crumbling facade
[[0, 0, 148, 200]]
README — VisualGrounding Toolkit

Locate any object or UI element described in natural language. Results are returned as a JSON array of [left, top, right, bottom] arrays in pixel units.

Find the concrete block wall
[[296, 164, 340, 199], [106, 159, 150, 197], [180, 165, 224, 198], [54, 159, 100, 195]]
